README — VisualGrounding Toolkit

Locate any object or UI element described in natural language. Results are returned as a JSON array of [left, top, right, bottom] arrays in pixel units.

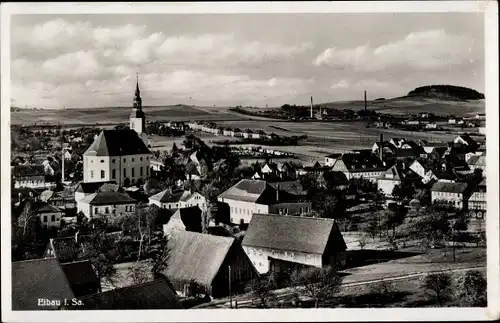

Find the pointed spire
[[135, 73, 140, 96]]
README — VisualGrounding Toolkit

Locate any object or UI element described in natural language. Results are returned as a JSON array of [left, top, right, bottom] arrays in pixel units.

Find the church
[[83, 76, 152, 187]]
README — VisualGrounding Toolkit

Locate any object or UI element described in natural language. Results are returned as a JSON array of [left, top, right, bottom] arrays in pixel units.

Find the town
[[10, 78, 487, 310]]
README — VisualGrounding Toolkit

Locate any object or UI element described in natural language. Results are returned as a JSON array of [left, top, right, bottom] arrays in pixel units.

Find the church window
[[90, 170, 94, 178], [112, 159, 115, 163], [101, 170, 105, 179], [123, 168, 127, 177], [112, 169, 116, 179], [101, 159, 104, 163], [132, 158, 135, 162], [132, 168, 135, 177], [140, 157, 143, 161], [123, 158, 126, 163], [140, 167, 143, 176]]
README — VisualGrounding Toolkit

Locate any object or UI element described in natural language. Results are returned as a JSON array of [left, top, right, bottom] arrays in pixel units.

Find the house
[[83, 129, 152, 186], [12, 164, 49, 189], [74, 181, 118, 202], [242, 214, 347, 274], [261, 162, 279, 175], [163, 206, 203, 235], [11, 156, 27, 166], [60, 260, 101, 297], [409, 160, 438, 184], [217, 179, 312, 224], [324, 153, 342, 167], [475, 113, 486, 120], [331, 151, 386, 182], [467, 179, 486, 218], [161, 231, 259, 298], [148, 189, 206, 211], [12, 258, 75, 310], [377, 163, 419, 196], [77, 190, 137, 219], [63, 150, 73, 160], [389, 138, 407, 148], [467, 154, 486, 172], [453, 134, 479, 150], [422, 142, 448, 154], [42, 158, 59, 176], [242, 129, 253, 139], [277, 162, 297, 178], [371, 140, 397, 157], [64, 279, 182, 310], [425, 122, 437, 129], [431, 181, 470, 210], [150, 159, 164, 172], [252, 130, 265, 139], [36, 202, 64, 228]]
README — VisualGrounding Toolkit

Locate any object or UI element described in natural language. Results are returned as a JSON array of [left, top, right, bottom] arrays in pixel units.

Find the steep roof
[[81, 191, 137, 205], [75, 181, 117, 194], [12, 258, 74, 310], [243, 213, 346, 254], [468, 155, 486, 167], [149, 189, 193, 203], [268, 181, 307, 196], [67, 279, 182, 310], [36, 202, 63, 213], [431, 181, 468, 194], [456, 134, 478, 147], [61, 260, 100, 297], [163, 231, 235, 287], [218, 179, 277, 204], [164, 206, 203, 233], [339, 152, 386, 172], [84, 130, 151, 156]]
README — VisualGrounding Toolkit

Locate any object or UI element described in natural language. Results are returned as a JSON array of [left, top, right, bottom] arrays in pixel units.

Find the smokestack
[[61, 149, 65, 183], [310, 96, 313, 118], [379, 133, 383, 161], [364, 91, 367, 111]]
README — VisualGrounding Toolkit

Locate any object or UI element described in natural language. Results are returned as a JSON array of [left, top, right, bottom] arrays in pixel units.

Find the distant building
[[218, 179, 311, 224], [430, 181, 470, 210], [475, 113, 486, 120], [163, 206, 202, 235], [36, 202, 64, 228], [468, 179, 486, 218], [377, 163, 419, 196], [242, 214, 347, 274], [12, 164, 51, 189], [324, 153, 342, 167], [161, 231, 259, 298], [331, 151, 386, 182], [425, 122, 437, 129], [77, 191, 137, 219]]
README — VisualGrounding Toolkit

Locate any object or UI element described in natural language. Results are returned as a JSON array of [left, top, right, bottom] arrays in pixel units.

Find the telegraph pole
[[228, 265, 232, 308]]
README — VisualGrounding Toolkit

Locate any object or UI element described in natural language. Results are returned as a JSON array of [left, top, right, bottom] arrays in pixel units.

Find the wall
[[347, 171, 384, 183], [242, 245, 322, 274], [268, 202, 312, 215], [217, 198, 269, 224], [15, 175, 52, 189], [377, 178, 400, 196], [84, 153, 151, 186], [468, 191, 486, 211], [38, 211, 63, 228], [149, 193, 206, 211], [431, 192, 464, 209], [77, 201, 136, 218]]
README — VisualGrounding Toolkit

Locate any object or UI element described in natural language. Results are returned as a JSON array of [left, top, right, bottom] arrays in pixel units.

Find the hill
[[407, 85, 484, 101]]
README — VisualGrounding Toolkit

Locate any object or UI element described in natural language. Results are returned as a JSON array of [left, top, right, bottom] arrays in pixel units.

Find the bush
[[421, 273, 452, 306], [454, 271, 487, 307]]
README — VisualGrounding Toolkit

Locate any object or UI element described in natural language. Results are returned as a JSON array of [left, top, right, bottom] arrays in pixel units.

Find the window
[[101, 170, 105, 179], [51, 215, 55, 222], [259, 249, 263, 256], [176, 203, 179, 208], [123, 158, 126, 163], [140, 157, 143, 161], [124, 168, 127, 177], [146, 167, 149, 176], [90, 170, 94, 178], [112, 169, 116, 179], [132, 158, 135, 162], [105, 207, 109, 214], [140, 166, 143, 176], [101, 159, 104, 163], [43, 216, 48, 222], [112, 159, 116, 163], [94, 208, 98, 214], [125, 206, 128, 212], [132, 167, 135, 177]]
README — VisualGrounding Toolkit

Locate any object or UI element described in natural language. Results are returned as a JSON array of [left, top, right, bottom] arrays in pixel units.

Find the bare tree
[[421, 272, 452, 306], [127, 260, 152, 285], [245, 273, 278, 308], [151, 238, 170, 278], [18, 200, 36, 238], [290, 265, 343, 308]]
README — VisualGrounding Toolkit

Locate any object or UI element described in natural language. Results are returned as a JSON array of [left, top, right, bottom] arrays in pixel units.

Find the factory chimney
[[310, 96, 314, 118], [379, 133, 384, 162], [364, 91, 367, 111]]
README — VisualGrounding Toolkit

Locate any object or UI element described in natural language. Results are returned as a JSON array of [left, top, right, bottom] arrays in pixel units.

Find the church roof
[[84, 130, 150, 156]]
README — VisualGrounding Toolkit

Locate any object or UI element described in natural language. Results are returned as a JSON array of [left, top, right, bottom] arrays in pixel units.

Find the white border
[[1, 1, 499, 322]]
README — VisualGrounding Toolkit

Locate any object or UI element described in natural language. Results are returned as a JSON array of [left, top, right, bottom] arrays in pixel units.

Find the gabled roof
[[36, 202, 63, 213], [218, 179, 276, 204], [12, 258, 74, 310], [467, 155, 486, 167], [75, 181, 117, 194], [84, 130, 151, 156], [164, 206, 203, 233], [149, 189, 193, 203], [431, 181, 468, 194], [455, 134, 478, 147], [243, 213, 346, 254], [268, 181, 307, 196], [339, 152, 386, 172], [67, 279, 182, 310], [61, 260, 100, 297], [81, 191, 137, 206], [163, 231, 235, 287], [325, 153, 342, 159]]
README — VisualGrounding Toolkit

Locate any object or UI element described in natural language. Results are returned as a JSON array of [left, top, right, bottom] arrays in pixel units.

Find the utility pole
[[228, 265, 232, 308]]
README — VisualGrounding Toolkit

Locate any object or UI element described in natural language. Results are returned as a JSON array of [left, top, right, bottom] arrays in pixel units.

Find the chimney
[[276, 184, 280, 202], [364, 91, 367, 111], [310, 96, 313, 118], [379, 133, 384, 161]]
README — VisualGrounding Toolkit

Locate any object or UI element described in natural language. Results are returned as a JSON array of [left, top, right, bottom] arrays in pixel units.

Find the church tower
[[130, 74, 146, 134]]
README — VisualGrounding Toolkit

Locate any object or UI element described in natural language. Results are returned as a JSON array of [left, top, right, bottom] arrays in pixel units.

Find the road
[[194, 265, 485, 309]]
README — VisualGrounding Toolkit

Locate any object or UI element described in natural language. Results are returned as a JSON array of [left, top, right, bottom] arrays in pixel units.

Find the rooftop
[[84, 130, 151, 156]]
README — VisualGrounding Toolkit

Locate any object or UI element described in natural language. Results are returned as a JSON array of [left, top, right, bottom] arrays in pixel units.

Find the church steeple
[[130, 73, 146, 137], [133, 73, 142, 110]]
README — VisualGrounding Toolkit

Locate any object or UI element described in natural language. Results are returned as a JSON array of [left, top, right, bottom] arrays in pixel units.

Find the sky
[[10, 13, 484, 109]]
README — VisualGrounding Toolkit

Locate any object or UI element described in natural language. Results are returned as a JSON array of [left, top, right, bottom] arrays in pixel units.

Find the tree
[[454, 270, 487, 307], [413, 188, 431, 206], [80, 230, 118, 292], [200, 181, 219, 233], [368, 279, 397, 305], [18, 200, 37, 239], [363, 216, 381, 240], [127, 260, 152, 285], [421, 272, 452, 306], [392, 183, 415, 202], [151, 238, 170, 279], [245, 273, 278, 308], [290, 265, 343, 308]]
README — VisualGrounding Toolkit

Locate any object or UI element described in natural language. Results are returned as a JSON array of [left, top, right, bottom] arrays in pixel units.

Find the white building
[[77, 191, 137, 219], [36, 203, 64, 228], [430, 181, 470, 210], [149, 189, 206, 211]]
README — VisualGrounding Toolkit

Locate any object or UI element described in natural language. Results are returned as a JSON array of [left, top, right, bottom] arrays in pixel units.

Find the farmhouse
[[242, 214, 347, 274], [377, 163, 419, 196], [74, 181, 118, 202], [431, 181, 470, 210], [161, 231, 259, 298], [218, 179, 311, 224], [468, 178, 486, 218], [149, 189, 206, 211], [324, 153, 342, 167], [77, 191, 137, 219], [331, 151, 386, 182]]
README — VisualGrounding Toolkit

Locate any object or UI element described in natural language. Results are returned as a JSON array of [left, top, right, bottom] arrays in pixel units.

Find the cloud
[[314, 29, 477, 72]]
